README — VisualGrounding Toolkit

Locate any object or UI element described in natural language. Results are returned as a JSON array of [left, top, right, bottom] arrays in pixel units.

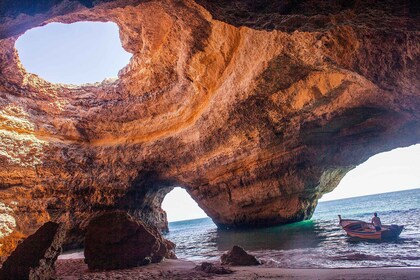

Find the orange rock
[[0, 222, 65, 280], [0, 0, 419, 261]]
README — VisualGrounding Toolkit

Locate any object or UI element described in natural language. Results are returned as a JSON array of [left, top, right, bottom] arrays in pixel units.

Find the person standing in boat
[[371, 212, 382, 231]]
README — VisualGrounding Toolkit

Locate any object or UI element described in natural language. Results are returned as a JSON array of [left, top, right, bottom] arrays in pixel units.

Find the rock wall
[[0, 221, 65, 280], [0, 0, 419, 259]]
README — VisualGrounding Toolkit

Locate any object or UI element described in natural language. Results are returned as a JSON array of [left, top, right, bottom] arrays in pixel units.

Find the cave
[[0, 0, 419, 261]]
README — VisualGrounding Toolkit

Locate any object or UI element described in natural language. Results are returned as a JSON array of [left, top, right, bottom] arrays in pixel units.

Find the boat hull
[[338, 216, 403, 240], [346, 229, 382, 240]]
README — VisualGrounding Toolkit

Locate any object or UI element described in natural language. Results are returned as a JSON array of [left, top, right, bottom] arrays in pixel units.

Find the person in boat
[[371, 212, 382, 231]]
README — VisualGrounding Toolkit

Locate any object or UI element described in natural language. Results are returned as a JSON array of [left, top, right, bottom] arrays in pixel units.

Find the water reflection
[[215, 220, 325, 251]]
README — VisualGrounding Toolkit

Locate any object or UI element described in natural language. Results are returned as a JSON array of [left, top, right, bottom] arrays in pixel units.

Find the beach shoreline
[[56, 257, 420, 280]]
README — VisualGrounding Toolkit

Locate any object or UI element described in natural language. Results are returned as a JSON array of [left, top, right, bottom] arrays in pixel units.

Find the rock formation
[[221, 245, 261, 266], [195, 262, 233, 274], [84, 211, 175, 270], [0, 0, 419, 260], [0, 221, 65, 280]]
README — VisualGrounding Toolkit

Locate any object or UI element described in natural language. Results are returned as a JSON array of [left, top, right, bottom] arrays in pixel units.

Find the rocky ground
[[56, 258, 420, 280]]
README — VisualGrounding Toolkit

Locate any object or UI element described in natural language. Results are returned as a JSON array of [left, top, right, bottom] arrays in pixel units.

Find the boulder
[[163, 239, 177, 260], [84, 211, 176, 270], [195, 262, 233, 274], [221, 245, 260, 266], [0, 222, 65, 280]]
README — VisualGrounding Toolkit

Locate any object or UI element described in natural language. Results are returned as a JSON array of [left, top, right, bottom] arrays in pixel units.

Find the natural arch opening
[[162, 187, 209, 223], [161, 187, 216, 260], [15, 21, 132, 85], [320, 144, 420, 202]]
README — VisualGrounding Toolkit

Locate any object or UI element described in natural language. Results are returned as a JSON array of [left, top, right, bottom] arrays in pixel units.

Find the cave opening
[[161, 187, 209, 223], [14, 21, 132, 85], [320, 144, 420, 202]]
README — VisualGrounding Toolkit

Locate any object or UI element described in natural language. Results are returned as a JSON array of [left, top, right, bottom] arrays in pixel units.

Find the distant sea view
[[165, 188, 420, 268]]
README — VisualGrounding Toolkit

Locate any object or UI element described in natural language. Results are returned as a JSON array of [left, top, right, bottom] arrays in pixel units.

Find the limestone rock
[[163, 239, 177, 260], [84, 211, 175, 270], [221, 245, 260, 266], [0, 0, 419, 260], [0, 221, 65, 280], [195, 262, 233, 274]]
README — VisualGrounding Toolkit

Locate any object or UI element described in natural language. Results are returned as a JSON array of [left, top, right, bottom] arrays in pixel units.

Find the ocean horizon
[[165, 188, 420, 268]]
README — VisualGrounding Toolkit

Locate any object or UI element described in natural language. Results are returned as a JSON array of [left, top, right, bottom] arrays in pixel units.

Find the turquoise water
[[165, 188, 420, 268]]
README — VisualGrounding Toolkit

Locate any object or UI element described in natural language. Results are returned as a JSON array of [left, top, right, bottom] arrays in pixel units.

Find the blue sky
[[15, 21, 131, 84], [15, 22, 420, 221]]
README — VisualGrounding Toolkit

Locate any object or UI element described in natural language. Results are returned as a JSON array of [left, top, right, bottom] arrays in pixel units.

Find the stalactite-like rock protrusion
[[0, 0, 419, 261]]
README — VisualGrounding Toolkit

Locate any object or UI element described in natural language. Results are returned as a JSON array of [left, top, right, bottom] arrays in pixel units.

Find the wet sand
[[56, 258, 420, 280]]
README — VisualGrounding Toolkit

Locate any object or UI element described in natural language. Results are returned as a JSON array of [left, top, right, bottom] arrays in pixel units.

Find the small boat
[[338, 215, 403, 240]]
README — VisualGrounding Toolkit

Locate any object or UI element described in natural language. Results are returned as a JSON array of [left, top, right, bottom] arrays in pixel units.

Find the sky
[[14, 22, 420, 222], [162, 188, 208, 222], [319, 144, 420, 201], [15, 21, 131, 85]]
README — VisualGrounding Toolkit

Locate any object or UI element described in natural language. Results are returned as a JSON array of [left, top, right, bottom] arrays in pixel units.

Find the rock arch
[[0, 0, 419, 259]]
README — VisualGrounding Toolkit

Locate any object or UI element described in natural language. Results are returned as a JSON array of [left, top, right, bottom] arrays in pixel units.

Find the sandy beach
[[56, 258, 420, 280]]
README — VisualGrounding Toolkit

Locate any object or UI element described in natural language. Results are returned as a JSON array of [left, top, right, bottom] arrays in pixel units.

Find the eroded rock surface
[[221, 245, 261, 266], [84, 211, 175, 270], [0, 221, 65, 280], [195, 262, 233, 274], [0, 0, 419, 260]]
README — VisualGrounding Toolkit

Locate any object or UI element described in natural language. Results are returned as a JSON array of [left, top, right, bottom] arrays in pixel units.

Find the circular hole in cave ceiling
[[15, 21, 132, 85]]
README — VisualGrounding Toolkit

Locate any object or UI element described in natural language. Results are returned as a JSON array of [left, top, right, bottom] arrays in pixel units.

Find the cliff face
[[0, 0, 419, 258]]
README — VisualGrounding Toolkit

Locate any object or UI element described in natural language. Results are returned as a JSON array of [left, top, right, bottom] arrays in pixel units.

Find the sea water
[[165, 188, 420, 268]]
